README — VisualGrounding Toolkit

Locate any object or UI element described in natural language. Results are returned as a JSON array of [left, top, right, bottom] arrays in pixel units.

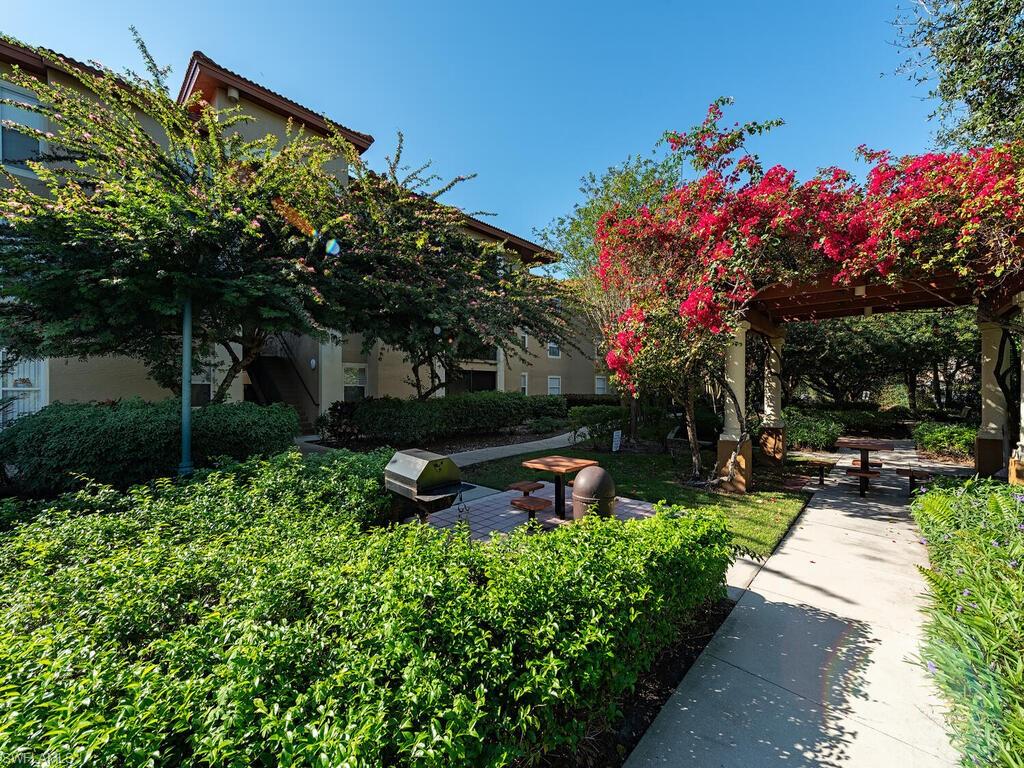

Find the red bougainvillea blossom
[[596, 98, 1024, 389]]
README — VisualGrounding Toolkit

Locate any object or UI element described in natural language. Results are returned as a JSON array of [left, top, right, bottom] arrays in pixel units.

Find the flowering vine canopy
[[597, 98, 1024, 392]]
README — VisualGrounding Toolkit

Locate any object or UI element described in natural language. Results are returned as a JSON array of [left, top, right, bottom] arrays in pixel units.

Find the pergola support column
[[1010, 295, 1024, 485], [760, 331, 786, 464], [716, 321, 752, 492], [977, 319, 1009, 477]]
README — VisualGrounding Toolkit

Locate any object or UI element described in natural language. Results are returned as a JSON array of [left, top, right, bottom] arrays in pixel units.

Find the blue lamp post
[[178, 295, 193, 476]]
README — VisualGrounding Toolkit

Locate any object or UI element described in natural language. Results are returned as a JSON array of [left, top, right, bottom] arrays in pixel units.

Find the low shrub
[[569, 404, 628, 449], [0, 498, 35, 533], [564, 393, 621, 408], [913, 421, 976, 460], [317, 391, 568, 447], [783, 406, 843, 450], [912, 480, 1024, 765], [0, 399, 299, 496], [525, 415, 569, 434], [0, 463, 732, 765], [788, 403, 906, 437]]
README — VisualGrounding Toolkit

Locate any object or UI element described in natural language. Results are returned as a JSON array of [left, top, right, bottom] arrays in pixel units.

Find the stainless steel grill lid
[[385, 449, 462, 515]]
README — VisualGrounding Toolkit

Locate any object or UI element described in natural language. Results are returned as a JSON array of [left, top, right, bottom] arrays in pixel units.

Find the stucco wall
[[48, 356, 173, 403], [214, 87, 348, 180]]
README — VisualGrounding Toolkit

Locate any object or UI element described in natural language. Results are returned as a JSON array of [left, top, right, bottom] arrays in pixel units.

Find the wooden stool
[[506, 481, 544, 496], [896, 468, 933, 496], [511, 496, 552, 520], [845, 468, 880, 497], [806, 461, 830, 486]]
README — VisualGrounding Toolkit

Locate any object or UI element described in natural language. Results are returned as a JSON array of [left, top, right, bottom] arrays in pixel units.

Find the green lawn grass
[[461, 446, 811, 559]]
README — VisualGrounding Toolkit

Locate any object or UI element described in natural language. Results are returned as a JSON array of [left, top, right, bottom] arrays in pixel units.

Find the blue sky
[[4, 1, 936, 244]]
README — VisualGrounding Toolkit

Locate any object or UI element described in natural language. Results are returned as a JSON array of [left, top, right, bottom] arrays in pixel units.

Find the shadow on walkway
[[630, 593, 885, 766]]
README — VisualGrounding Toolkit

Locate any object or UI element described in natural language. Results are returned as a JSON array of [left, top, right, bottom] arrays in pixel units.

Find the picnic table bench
[[836, 437, 894, 496], [520, 455, 599, 519], [896, 468, 933, 496]]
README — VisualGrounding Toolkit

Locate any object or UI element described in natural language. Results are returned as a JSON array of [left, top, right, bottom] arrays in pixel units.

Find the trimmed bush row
[[912, 480, 1024, 765], [913, 421, 977, 461], [0, 399, 300, 496], [782, 406, 844, 450], [317, 391, 568, 446], [0, 452, 732, 765], [569, 404, 628, 449]]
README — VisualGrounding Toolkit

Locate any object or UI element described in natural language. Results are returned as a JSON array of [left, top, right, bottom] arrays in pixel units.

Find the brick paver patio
[[426, 482, 657, 540]]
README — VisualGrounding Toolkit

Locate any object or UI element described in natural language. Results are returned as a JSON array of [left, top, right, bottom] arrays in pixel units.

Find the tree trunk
[[212, 338, 263, 404], [905, 369, 918, 415], [944, 360, 955, 409], [931, 361, 943, 410], [628, 396, 639, 441], [683, 385, 702, 480]]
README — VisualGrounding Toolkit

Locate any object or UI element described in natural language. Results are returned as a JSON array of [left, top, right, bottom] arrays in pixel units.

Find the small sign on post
[[611, 429, 622, 453]]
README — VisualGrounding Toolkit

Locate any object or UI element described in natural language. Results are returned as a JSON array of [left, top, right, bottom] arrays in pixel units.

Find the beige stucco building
[[0, 39, 611, 431]]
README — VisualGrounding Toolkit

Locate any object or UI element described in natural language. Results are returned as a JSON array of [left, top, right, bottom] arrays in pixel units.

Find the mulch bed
[[541, 598, 735, 768]]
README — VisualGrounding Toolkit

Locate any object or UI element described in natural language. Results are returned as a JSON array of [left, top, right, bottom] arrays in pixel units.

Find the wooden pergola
[[716, 270, 1024, 491]]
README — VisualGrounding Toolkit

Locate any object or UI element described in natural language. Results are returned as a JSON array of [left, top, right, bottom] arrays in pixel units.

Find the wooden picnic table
[[835, 437, 895, 495], [520, 455, 599, 519]]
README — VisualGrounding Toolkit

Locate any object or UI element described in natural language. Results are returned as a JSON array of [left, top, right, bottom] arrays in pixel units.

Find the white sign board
[[611, 429, 622, 453]]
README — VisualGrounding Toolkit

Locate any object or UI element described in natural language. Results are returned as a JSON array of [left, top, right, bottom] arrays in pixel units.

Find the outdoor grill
[[385, 449, 462, 520]]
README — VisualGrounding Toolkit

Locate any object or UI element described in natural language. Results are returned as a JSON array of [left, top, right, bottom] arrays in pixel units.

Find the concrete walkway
[[448, 431, 578, 467], [626, 441, 962, 767], [296, 431, 580, 465]]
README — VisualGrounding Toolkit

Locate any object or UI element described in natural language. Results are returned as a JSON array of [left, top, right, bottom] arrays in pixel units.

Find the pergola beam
[[766, 289, 975, 321], [743, 307, 783, 337], [753, 272, 967, 321]]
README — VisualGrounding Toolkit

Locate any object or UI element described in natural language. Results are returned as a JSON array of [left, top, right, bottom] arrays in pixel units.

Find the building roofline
[[2, 37, 547, 261], [462, 214, 557, 264], [0, 37, 116, 82], [176, 51, 374, 153]]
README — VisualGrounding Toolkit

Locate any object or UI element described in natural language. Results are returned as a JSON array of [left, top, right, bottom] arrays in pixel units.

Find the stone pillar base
[[975, 436, 1005, 477], [759, 426, 787, 465], [716, 438, 753, 493], [1010, 457, 1024, 486]]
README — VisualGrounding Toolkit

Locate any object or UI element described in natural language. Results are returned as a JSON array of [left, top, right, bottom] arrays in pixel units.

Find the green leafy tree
[[0, 34, 569, 402], [536, 144, 686, 331], [622, 302, 728, 478], [783, 308, 979, 413], [536, 141, 688, 435], [897, 0, 1024, 146], [339, 137, 573, 399]]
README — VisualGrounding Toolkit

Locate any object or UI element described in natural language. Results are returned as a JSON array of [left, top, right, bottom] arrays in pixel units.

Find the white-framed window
[[547, 375, 561, 396], [546, 341, 561, 359], [520, 331, 529, 349], [191, 368, 213, 406], [519, 372, 528, 395], [594, 375, 608, 395], [343, 364, 367, 402], [0, 80, 44, 176], [0, 351, 48, 428]]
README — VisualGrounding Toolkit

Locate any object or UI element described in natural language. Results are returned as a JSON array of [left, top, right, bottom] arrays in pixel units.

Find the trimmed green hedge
[[0, 399, 300, 496], [317, 391, 568, 446], [0, 458, 732, 765], [912, 480, 1024, 765], [564, 393, 621, 408], [913, 421, 977, 461], [783, 406, 843, 450], [569, 404, 628, 449]]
